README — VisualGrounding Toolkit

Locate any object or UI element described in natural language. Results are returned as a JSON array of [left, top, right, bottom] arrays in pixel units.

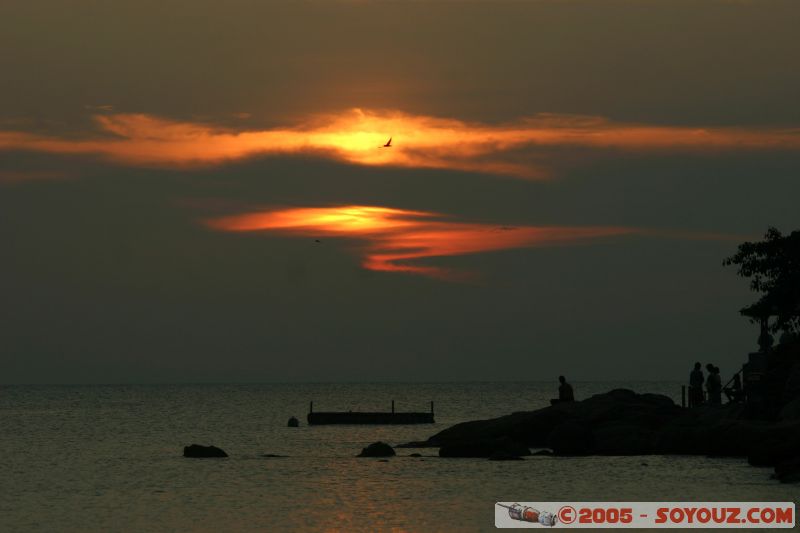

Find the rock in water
[[422, 389, 680, 453], [747, 439, 799, 467], [593, 424, 653, 455], [400, 386, 800, 482], [287, 416, 299, 427], [779, 397, 800, 421], [488, 450, 524, 461], [183, 444, 228, 458], [438, 441, 495, 458], [357, 441, 396, 457], [531, 449, 554, 456], [547, 421, 594, 456], [774, 457, 800, 483], [439, 436, 530, 458]]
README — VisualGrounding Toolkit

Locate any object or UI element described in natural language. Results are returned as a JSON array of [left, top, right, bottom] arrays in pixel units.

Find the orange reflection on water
[[208, 205, 635, 279]]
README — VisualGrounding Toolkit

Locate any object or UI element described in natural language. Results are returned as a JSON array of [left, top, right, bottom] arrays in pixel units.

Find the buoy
[[287, 416, 299, 427]]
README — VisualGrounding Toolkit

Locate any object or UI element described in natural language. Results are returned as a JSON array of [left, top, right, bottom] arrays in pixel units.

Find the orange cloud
[[1, 109, 799, 178], [206, 205, 637, 279]]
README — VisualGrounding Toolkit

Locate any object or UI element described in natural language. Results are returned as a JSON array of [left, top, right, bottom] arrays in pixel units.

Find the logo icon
[[497, 503, 558, 527], [558, 505, 577, 524]]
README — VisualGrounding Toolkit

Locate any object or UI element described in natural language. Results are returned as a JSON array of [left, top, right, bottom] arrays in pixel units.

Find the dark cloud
[[1, 150, 791, 383], [0, 0, 798, 383]]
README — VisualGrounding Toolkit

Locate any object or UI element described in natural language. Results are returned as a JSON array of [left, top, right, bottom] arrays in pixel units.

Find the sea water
[[1, 382, 795, 532]]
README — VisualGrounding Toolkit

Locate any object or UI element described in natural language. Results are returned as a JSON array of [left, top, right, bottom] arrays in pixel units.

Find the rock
[[704, 421, 774, 457], [416, 387, 800, 466], [779, 397, 800, 421], [287, 416, 299, 427], [424, 389, 680, 453], [261, 453, 287, 458], [394, 441, 431, 448], [439, 442, 492, 457], [774, 456, 800, 483], [651, 416, 703, 455], [409, 453, 422, 457], [183, 444, 228, 458], [592, 424, 653, 455], [781, 361, 800, 404], [748, 433, 800, 466], [439, 437, 530, 458], [488, 450, 524, 461], [548, 421, 594, 455], [428, 404, 575, 449], [357, 441, 396, 457]]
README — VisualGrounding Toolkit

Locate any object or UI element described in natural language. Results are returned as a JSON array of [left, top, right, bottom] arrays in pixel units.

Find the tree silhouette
[[724, 227, 800, 333]]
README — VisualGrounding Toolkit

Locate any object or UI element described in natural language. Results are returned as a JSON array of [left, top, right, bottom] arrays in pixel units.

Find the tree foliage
[[723, 227, 800, 333]]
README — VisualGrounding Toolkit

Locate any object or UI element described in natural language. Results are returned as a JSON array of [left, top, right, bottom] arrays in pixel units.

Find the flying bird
[[382, 137, 392, 148]]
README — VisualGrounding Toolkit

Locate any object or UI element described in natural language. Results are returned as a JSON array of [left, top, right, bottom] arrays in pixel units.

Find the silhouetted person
[[706, 364, 722, 405], [713, 366, 723, 404], [724, 373, 744, 403], [689, 362, 704, 407], [558, 375, 575, 402]]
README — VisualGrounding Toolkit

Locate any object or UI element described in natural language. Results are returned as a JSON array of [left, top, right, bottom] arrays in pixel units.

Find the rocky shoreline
[[398, 389, 800, 483]]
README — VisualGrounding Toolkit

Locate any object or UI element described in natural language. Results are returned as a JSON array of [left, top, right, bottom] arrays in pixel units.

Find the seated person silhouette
[[550, 375, 575, 405], [723, 373, 745, 403]]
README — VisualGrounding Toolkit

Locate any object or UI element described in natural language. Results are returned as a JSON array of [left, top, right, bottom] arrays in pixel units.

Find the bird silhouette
[[382, 137, 392, 148]]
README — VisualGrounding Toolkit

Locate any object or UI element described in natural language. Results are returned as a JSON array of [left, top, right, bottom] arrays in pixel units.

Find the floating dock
[[306, 400, 435, 425]]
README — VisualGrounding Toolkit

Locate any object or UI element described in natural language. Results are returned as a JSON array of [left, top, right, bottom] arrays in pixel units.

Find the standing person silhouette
[[712, 366, 723, 404], [689, 362, 705, 407], [706, 364, 722, 405]]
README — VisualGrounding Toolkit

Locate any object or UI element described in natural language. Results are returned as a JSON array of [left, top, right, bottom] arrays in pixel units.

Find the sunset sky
[[2, 0, 799, 383]]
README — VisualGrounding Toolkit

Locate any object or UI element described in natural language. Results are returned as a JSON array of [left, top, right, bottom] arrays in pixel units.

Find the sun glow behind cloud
[[1, 109, 799, 178], [207, 205, 638, 279]]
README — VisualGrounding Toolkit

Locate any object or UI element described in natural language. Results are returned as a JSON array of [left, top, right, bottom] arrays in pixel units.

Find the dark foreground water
[[1, 382, 795, 532]]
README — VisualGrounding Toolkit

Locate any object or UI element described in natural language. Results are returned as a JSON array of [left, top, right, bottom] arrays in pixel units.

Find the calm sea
[[1, 382, 795, 532]]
